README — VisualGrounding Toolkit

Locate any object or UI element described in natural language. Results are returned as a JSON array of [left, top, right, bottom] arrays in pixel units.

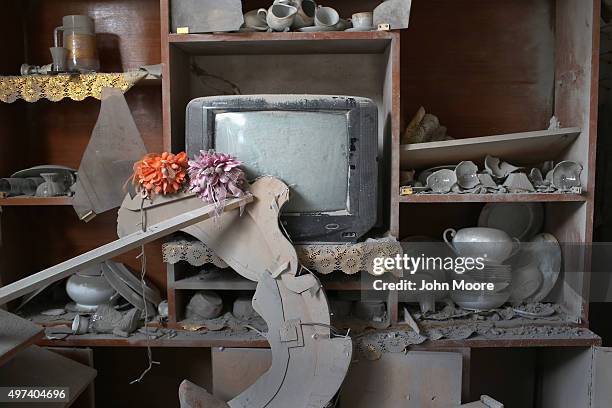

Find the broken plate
[[417, 165, 456, 185], [426, 169, 457, 193], [478, 202, 543, 241], [523, 233, 562, 302], [502, 173, 535, 193], [455, 160, 480, 189], [551, 161, 582, 190], [484, 155, 520, 179]]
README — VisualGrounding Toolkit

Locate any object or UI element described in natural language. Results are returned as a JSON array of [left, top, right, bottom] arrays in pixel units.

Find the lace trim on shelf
[[162, 238, 402, 276], [0, 71, 147, 103]]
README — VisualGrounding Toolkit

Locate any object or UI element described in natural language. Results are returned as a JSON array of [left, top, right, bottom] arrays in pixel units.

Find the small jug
[[54, 15, 100, 72], [267, 3, 298, 31]]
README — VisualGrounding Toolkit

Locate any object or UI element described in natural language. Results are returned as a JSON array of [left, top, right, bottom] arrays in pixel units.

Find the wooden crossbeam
[[0, 194, 252, 305]]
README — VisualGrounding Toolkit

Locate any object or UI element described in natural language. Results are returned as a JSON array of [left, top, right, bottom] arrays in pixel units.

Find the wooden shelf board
[[0, 309, 44, 366], [169, 31, 395, 55], [37, 329, 269, 349], [0, 196, 73, 206], [400, 127, 581, 170], [173, 273, 257, 290], [398, 193, 587, 203], [35, 326, 601, 349]]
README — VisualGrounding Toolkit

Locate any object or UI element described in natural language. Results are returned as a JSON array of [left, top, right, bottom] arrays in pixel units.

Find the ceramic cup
[[315, 6, 340, 27], [280, 0, 316, 28], [352, 12, 373, 29], [267, 4, 298, 31], [244, 8, 269, 31], [49, 46, 67, 71]]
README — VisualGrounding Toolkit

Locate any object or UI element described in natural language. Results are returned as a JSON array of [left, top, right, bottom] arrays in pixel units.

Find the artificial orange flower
[[132, 151, 188, 196]]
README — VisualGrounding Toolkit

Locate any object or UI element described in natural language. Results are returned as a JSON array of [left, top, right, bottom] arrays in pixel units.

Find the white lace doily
[[162, 238, 402, 276]]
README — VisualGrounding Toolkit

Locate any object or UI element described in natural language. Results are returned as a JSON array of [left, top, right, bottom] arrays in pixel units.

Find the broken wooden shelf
[[0, 309, 44, 367], [399, 193, 587, 203], [400, 127, 581, 170], [0, 196, 73, 206]]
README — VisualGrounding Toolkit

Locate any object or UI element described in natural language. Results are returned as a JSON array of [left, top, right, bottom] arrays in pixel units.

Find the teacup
[[352, 12, 373, 29], [315, 6, 339, 27], [244, 9, 269, 31]]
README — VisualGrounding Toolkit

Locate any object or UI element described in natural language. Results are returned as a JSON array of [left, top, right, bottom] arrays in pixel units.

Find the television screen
[[214, 110, 349, 214]]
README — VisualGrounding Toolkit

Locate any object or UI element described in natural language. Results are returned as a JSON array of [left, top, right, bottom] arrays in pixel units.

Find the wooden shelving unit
[[0, 0, 602, 354]]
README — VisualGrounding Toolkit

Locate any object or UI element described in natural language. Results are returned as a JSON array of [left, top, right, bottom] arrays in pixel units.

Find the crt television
[[186, 95, 378, 243]]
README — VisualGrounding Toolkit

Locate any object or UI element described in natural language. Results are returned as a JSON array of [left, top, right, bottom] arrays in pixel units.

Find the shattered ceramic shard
[[455, 160, 480, 189], [373, 0, 412, 30], [484, 155, 520, 179], [548, 115, 561, 130], [551, 161, 582, 190], [477, 173, 497, 188], [529, 168, 547, 187], [426, 169, 457, 193], [502, 173, 535, 193], [541, 160, 555, 176]]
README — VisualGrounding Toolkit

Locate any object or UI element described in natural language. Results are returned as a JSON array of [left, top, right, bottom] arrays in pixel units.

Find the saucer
[[345, 26, 374, 32]]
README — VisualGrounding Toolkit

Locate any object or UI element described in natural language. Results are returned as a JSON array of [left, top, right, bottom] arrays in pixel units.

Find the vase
[[35, 172, 66, 197]]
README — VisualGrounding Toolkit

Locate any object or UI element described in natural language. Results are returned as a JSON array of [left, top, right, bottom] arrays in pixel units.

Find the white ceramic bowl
[[66, 271, 116, 311]]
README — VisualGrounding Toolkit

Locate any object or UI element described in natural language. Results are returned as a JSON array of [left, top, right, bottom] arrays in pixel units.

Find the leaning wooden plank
[[399, 127, 580, 169], [0, 194, 252, 306], [0, 345, 96, 408], [0, 309, 44, 367]]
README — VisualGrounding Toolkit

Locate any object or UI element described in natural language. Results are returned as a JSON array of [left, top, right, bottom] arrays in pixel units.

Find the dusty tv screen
[[215, 110, 349, 214]]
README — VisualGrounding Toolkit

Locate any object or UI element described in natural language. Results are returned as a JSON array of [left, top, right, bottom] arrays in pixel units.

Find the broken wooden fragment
[[0, 195, 252, 305], [0, 309, 44, 367]]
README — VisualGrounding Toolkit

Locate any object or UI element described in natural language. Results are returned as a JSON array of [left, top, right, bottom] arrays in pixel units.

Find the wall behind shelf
[[400, 0, 555, 138]]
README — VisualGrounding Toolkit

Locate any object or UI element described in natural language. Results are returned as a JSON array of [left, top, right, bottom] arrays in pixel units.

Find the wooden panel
[[341, 351, 463, 407], [212, 348, 271, 401], [401, 0, 555, 137], [0, 309, 43, 367], [0, 345, 96, 407], [24, 0, 161, 73], [47, 347, 95, 408]]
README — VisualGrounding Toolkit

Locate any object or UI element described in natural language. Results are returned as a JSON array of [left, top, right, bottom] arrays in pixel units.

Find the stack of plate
[[451, 262, 512, 310]]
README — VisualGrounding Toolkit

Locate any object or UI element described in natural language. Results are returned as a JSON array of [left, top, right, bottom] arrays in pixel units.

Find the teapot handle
[[443, 228, 458, 254]]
